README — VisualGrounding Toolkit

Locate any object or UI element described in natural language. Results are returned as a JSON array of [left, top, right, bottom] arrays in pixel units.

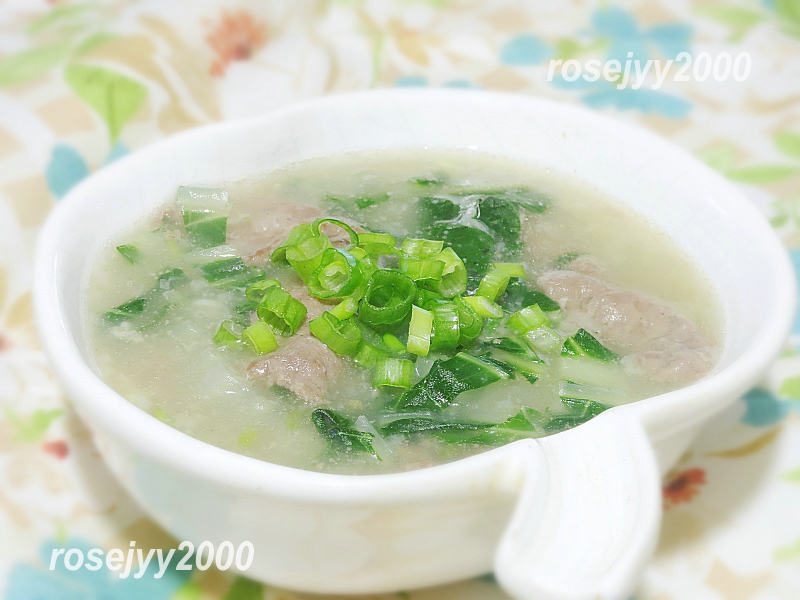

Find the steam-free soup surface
[[87, 151, 720, 474]]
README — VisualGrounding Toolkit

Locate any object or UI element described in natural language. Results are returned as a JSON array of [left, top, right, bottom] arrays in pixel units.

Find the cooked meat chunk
[[564, 255, 605, 277], [248, 334, 342, 404], [247, 285, 342, 404], [537, 269, 715, 384], [228, 203, 353, 265]]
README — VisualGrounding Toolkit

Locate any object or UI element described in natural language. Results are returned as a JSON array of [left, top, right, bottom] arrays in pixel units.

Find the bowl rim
[[33, 88, 797, 499]]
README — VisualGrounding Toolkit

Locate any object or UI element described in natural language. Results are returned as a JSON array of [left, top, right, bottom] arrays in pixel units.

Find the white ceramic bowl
[[34, 90, 795, 600]]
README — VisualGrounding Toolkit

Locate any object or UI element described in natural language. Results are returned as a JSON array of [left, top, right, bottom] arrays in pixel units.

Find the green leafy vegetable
[[561, 328, 619, 362], [327, 192, 390, 212], [419, 196, 460, 223], [103, 268, 188, 326], [438, 225, 495, 287], [411, 173, 448, 187], [554, 252, 580, 269], [312, 408, 379, 458], [475, 196, 521, 254], [199, 258, 264, 288], [501, 279, 560, 312], [390, 352, 511, 411], [116, 244, 140, 264]]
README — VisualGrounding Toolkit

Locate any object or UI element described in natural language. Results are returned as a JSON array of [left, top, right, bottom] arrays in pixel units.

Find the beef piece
[[247, 285, 342, 404], [537, 269, 715, 384], [228, 203, 353, 265]]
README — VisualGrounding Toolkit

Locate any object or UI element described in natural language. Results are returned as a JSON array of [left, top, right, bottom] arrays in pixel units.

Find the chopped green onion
[[256, 286, 307, 336], [358, 232, 395, 247], [476, 264, 512, 301], [358, 232, 397, 257], [309, 312, 362, 356], [312, 218, 359, 246], [116, 244, 140, 264], [401, 238, 444, 258], [561, 328, 619, 362], [213, 320, 240, 346], [242, 321, 278, 355], [271, 223, 316, 263], [463, 295, 503, 318], [428, 247, 467, 298], [399, 257, 445, 282], [524, 326, 562, 354], [286, 234, 332, 282], [416, 288, 447, 309], [454, 296, 483, 344], [358, 270, 417, 329], [330, 296, 359, 320], [407, 305, 433, 356], [430, 303, 460, 352], [307, 248, 365, 300], [373, 357, 414, 389], [245, 278, 281, 302], [354, 342, 385, 368], [507, 304, 549, 334], [382, 332, 407, 355], [494, 262, 526, 278]]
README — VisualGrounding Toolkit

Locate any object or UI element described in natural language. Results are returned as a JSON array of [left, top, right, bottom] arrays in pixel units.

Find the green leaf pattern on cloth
[[64, 63, 147, 141]]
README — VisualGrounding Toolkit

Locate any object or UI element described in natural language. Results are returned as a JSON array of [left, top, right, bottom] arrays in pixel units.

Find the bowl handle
[[494, 413, 661, 600]]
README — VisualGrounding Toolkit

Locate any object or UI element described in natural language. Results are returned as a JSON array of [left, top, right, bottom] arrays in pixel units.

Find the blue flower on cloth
[[789, 249, 800, 334], [550, 76, 691, 118], [591, 6, 692, 62], [4, 539, 190, 600], [45, 145, 89, 199], [45, 143, 129, 199], [394, 76, 477, 89], [395, 75, 427, 87], [499, 34, 551, 65], [740, 388, 799, 427]]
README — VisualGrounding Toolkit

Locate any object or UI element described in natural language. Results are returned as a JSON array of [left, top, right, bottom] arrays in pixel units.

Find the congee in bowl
[[86, 150, 720, 475]]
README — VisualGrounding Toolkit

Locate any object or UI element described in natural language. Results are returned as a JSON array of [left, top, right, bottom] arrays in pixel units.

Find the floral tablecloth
[[1, 1, 799, 598]]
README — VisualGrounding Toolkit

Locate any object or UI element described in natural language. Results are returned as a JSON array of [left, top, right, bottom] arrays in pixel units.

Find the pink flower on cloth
[[205, 10, 267, 76], [663, 467, 706, 508], [41, 440, 69, 459]]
